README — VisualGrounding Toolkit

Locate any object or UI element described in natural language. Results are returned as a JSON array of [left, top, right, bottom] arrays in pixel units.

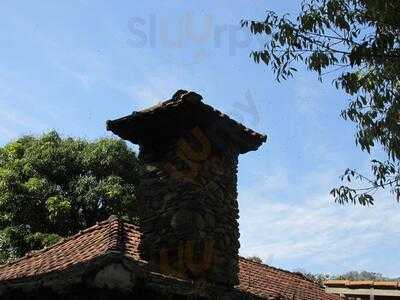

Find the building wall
[[345, 296, 400, 300]]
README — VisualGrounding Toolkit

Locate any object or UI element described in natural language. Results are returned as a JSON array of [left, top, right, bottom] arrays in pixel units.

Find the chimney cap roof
[[107, 90, 267, 154]]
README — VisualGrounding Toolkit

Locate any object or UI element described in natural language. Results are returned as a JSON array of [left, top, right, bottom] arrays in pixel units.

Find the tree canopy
[[0, 131, 140, 263], [242, 0, 400, 205], [246, 255, 264, 264], [299, 270, 393, 286], [335, 270, 385, 280]]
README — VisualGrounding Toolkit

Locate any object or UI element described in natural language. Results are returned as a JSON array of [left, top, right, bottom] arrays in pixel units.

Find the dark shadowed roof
[[0, 217, 338, 300], [106, 90, 267, 154]]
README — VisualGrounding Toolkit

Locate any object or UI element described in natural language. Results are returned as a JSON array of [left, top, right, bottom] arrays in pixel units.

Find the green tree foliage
[[0, 131, 140, 263], [298, 270, 392, 286], [242, 0, 400, 205], [247, 255, 264, 263], [296, 270, 331, 287], [335, 270, 384, 280]]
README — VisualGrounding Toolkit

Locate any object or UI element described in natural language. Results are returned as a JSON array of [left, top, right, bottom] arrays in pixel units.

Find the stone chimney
[[107, 90, 266, 287]]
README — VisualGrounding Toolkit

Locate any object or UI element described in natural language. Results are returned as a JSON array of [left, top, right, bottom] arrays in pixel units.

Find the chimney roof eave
[[106, 90, 267, 153]]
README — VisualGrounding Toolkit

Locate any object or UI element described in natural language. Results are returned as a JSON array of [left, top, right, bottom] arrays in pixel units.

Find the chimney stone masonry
[[107, 90, 266, 287]]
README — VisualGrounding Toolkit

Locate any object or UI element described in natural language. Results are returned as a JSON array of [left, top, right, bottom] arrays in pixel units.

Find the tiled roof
[[106, 90, 267, 154], [0, 217, 337, 300], [325, 279, 400, 289], [238, 259, 339, 300], [0, 216, 141, 282]]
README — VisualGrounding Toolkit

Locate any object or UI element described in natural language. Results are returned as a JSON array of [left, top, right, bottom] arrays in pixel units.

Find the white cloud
[[40, 34, 188, 111], [238, 166, 400, 277]]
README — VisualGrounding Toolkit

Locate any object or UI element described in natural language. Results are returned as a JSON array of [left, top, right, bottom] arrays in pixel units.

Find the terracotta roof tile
[[0, 218, 337, 300], [238, 258, 340, 300], [106, 90, 267, 154], [0, 217, 141, 282]]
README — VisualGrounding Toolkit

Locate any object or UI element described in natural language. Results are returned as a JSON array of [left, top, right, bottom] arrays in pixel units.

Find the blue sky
[[0, 1, 399, 277]]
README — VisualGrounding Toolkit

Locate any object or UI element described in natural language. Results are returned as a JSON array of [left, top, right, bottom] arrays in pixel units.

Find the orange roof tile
[[0, 217, 337, 300], [238, 258, 339, 300], [0, 216, 141, 282]]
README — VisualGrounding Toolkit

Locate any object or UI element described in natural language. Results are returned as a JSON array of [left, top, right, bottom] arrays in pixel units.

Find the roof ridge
[[105, 216, 125, 253], [0, 217, 115, 271]]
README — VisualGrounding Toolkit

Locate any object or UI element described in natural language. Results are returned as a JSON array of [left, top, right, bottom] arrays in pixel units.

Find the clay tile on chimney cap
[[107, 90, 267, 154], [107, 215, 118, 221]]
